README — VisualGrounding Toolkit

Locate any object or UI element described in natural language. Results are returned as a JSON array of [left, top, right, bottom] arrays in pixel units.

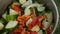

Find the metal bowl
[[0, 0, 59, 34]]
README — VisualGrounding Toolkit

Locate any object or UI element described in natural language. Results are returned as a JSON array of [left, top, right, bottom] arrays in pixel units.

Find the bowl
[[0, 0, 59, 34]]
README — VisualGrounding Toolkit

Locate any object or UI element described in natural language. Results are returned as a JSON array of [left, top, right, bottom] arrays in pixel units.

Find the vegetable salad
[[0, 0, 53, 34]]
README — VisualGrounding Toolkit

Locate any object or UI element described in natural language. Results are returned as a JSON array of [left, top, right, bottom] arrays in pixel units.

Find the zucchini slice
[[19, 0, 26, 4], [31, 25, 40, 32], [5, 21, 18, 29], [26, 18, 33, 26], [38, 30, 43, 34], [22, 0, 32, 7], [2, 12, 7, 19], [9, 9, 18, 15], [0, 23, 4, 30], [37, 7, 45, 11], [42, 12, 52, 30]]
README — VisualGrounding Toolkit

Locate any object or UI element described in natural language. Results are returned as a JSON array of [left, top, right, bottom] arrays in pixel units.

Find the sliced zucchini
[[22, 0, 32, 7], [42, 19, 49, 30], [9, 9, 18, 15], [5, 21, 18, 29], [2, 12, 7, 19], [45, 12, 52, 23], [37, 6, 45, 11], [26, 18, 33, 26], [19, 0, 26, 4], [25, 9, 31, 16], [43, 12, 52, 30], [31, 25, 40, 32], [24, 3, 43, 16], [3, 32, 8, 34], [0, 23, 4, 30], [38, 30, 43, 34]]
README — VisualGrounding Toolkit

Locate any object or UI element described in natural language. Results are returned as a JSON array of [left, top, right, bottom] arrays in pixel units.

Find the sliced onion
[[24, 3, 43, 16]]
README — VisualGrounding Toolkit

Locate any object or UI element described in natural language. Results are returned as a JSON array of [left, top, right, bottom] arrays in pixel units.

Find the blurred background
[[54, 0, 60, 34]]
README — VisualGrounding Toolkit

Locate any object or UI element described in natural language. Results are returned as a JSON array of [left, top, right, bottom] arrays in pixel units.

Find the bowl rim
[[51, 0, 59, 34]]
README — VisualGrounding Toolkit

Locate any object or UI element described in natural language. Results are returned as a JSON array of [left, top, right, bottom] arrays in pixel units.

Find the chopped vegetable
[[42, 12, 52, 30], [26, 18, 33, 26], [31, 25, 40, 32], [5, 21, 18, 29], [19, 0, 27, 4], [45, 11, 52, 23], [6, 15, 17, 21], [42, 19, 49, 30], [25, 9, 31, 16], [38, 30, 43, 34], [3, 32, 8, 34], [9, 9, 18, 15], [2, 12, 7, 19], [0, 23, 4, 30], [31, 31, 37, 34], [22, 0, 32, 7], [37, 7, 45, 11], [24, 3, 43, 16]]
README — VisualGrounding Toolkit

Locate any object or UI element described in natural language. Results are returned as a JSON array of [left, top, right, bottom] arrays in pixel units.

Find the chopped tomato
[[22, 16, 30, 22], [12, 4, 20, 12], [31, 17, 37, 26], [21, 28, 26, 34], [46, 25, 54, 34], [36, 20, 41, 27], [28, 24, 33, 30], [38, 16, 45, 22], [31, 14, 35, 19], [18, 21, 25, 28], [11, 28, 22, 34], [31, 31, 37, 34], [46, 28, 51, 34], [26, 31, 31, 34], [11, 4, 21, 16]]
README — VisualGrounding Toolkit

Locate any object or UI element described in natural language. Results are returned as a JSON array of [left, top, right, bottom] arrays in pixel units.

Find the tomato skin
[[31, 31, 37, 34], [28, 24, 33, 30], [12, 4, 20, 12], [38, 16, 45, 22], [46, 25, 54, 34], [11, 4, 21, 16], [31, 17, 37, 26], [26, 31, 31, 34], [11, 28, 22, 34]]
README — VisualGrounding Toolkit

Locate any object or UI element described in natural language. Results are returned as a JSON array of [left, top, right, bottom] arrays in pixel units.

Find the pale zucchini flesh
[[5, 21, 18, 29], [26, 18, 33, 26], [31, 25, 40, 32], [9, 9, 18, 15], [19, 0, 26, 4], [0, 22, 4, 30]]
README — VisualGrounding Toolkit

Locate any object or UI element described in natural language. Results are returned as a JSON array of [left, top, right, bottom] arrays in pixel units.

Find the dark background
[[54, 0, 60, 34]]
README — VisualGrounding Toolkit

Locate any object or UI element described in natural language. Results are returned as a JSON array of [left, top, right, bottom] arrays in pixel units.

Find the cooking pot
[[0, 0, 59, 34]]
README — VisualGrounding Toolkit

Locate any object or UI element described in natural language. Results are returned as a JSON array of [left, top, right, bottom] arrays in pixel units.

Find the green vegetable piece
[[6, 15, 17, 21], [0, 18, 8, 25]]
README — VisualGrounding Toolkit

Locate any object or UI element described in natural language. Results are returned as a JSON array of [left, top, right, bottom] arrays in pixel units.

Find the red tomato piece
[[28, 24, 33, 30], [31, 31, 37, 34], [26, 31, 31, 34], [31, 17, 38, 26]]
